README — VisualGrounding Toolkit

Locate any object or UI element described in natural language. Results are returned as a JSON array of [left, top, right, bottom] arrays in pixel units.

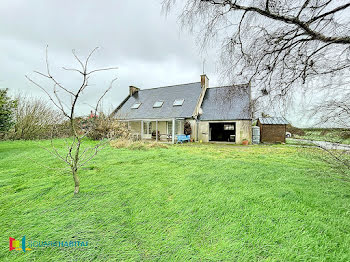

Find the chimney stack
[[129, 86, 140, 96], [200, 74, 209, 89]]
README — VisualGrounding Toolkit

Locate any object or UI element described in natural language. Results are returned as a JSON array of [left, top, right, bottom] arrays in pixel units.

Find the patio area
[[124, 119, 186, 143]]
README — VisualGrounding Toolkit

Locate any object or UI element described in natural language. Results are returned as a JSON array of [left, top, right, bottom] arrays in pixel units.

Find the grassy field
[[1, 140, 350, 261], [294, 128, 350, 144]]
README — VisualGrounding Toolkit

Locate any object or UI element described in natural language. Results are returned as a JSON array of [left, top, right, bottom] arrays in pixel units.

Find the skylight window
[[153, 101, 164, 108], [131, 103, 141, 109], [173, 99, 184, 106]]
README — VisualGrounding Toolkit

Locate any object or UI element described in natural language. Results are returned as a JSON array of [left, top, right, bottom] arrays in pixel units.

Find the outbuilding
[[257, 117, 289, 143]]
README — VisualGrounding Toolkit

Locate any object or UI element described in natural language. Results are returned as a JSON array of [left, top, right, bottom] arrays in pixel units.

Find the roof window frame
[[153, 101, 164, 108], [131, 102, 141, 109], [173, 99, 184, 106]]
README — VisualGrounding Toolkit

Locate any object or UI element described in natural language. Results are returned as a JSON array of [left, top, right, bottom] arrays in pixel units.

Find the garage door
[[209, 122, 236, 142]]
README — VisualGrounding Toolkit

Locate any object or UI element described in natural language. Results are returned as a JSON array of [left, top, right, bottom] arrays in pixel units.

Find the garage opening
[[209, 122, 236, 142]]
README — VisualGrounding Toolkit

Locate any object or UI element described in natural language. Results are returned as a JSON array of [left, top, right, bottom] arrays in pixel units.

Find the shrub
[[110, 139, 132, 149], [86, 113, 130, 141], [286, 124, 305, 136], [0, 89, 17, 138], [7, 95, 64, 140], [110, 139, 169, 150], [320, 129, 329, 136], [340, 130, 350, 140], [146, 142, 169, 149], [128, 141, 148, 150]]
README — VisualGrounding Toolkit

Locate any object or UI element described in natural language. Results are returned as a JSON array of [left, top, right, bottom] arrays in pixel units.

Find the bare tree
[[309, 91, 350, 128], [163, 0, 350, 115], [26, 47, 118, 194]]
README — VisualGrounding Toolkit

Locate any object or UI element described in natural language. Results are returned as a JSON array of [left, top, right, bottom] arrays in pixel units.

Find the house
[[113, 75, 252, 144], [257, 117, 289, 143]]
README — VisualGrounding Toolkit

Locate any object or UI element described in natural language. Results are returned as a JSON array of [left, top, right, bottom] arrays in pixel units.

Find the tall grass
[[1, 140, 350, 261]]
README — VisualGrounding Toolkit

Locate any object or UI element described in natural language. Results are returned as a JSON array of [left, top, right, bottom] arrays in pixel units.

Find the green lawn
[[294, 128, 350, 145], [1, 140, 350, 261]]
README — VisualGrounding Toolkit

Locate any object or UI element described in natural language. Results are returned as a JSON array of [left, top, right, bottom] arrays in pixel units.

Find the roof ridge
[[209, 84, 249, 89], [259, 117, 287, 119], [258, 117, 289, 125], [139, 81, 201, 91]]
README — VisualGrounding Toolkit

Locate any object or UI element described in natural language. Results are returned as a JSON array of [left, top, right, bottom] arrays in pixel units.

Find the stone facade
[[196, 120, 252, 144]]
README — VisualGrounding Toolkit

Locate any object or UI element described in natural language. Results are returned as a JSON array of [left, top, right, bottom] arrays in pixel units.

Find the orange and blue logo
[[9, 236, 31, 252], [9, 236, 88, 251]]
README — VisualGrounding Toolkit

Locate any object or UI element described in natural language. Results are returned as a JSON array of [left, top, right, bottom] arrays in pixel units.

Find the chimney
[[192, 75, 209, 119], [200, 74, 209, 89], [129, 86, 140, 96]]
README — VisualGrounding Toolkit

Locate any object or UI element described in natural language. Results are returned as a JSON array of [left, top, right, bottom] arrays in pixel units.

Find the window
[[167, 121, 173, 134], [131, 103, 141, 109], [153, 101, 164, 108], [149, 122, 153, 134], [173, 99, 184, 106], [143, 121, 152, 134], [224, 124, 235, 130]]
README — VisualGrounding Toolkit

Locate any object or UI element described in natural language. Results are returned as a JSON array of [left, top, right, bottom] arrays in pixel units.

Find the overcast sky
[[0, 0, 316, 127], [0, 0, 221, 114]]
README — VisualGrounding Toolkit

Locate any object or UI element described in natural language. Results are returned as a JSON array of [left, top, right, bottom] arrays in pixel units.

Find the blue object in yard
[[176, 134, 190, 143]]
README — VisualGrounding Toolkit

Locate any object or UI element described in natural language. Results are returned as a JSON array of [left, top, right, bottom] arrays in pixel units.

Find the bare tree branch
[[94, 77, 118, 114], [27, 47, 119, 194], [87, 67, 119, 75], [163, 0, 350, 121]]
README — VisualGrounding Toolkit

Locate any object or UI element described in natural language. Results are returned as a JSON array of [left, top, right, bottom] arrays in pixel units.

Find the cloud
[[0, 0, 219, 115]]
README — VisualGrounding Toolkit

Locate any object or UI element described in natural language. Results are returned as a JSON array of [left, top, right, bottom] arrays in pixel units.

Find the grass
[[294, 128, 350, 145], [285, 138, 316, 146], [1, 139, 350, 261]]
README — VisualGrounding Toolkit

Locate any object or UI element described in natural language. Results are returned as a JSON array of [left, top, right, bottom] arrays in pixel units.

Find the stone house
[[113, 75, 252, 143]]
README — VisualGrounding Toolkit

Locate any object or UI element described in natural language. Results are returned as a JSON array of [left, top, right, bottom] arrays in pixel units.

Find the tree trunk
[[72, 168, 80, 194]]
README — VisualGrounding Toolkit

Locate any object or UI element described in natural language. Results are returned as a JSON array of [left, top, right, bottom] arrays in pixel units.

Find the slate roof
[[114, 82, 202, 120], [258, 117, 289, 125], [199, 85, 251, 120]]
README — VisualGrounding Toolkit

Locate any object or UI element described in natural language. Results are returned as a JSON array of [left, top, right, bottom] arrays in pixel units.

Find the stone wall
[[197, 120, 252, 144]]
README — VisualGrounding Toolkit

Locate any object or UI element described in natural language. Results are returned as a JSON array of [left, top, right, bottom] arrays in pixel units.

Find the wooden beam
[[172, 118, 175, 144], [141, 120, 144, 140], [156, 120, 158, 142]]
